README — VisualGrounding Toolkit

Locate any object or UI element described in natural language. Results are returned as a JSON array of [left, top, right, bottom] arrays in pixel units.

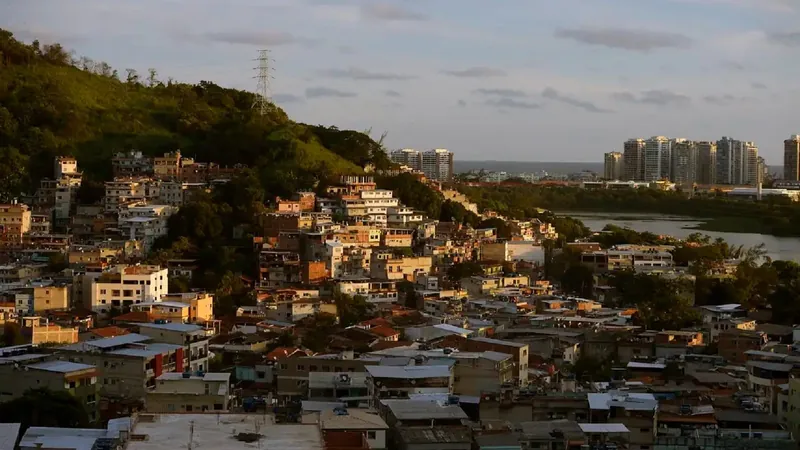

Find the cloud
[[720, 60, 747, 71], [305, 87, 357, 98], [554, 27, 693, 52], [703, 94, 751, 106], [457, 100, 467, 107], [485, 98, 541, 110], [318, 67, 415, 81], [473, 88, 528, 98], [541, 87, 613, 113], [198, 30, 316, 46], [612, 90, 692, 106], [272, 93, 304, 103], [767, 31, 800, 46], [672, 0, 796, 12], [751, 82, 768, 89], [384, 90, 402, 98], [442, 67, 507, 78], [360, 3, 427, 21], [337, 45, 356, 54]]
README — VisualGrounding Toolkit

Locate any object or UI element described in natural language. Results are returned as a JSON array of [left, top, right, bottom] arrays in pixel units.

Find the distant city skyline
[[2, 0, 798, 163]]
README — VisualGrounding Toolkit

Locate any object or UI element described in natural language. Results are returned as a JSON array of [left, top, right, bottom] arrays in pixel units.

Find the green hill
[[0, 29, 390, 197]]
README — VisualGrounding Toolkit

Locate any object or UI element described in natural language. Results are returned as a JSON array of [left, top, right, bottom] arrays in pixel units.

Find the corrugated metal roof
[[27, 360, 95, 373], [366, 365, 451, 379], [138, 322, 203, 332], [746, 360, 793, 372], [0, 423, 21, 450], [470, 337, 526, 348], [83, 333, 151, 348], [397, 426, 471, 444], [579, 423, 629, 433], [383, 400, 468, 420]]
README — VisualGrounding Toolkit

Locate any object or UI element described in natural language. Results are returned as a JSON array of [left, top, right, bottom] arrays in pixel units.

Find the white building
[[104, 179, 160, 213], [387, 207, 424, 227], [717, 137, 759, 186], [643, 136, 671, 182], [159, 181, 206, 206], [89, 265, 168, 315], [623, 138, 646, 181], [118, 204, 177, 252], [54, 156, 79, 178], [422, 149, 454, 181], [390, 148, 423, 169]]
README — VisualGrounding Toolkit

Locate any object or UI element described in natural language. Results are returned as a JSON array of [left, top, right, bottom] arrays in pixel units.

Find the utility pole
[[252, 49, 274, 117]]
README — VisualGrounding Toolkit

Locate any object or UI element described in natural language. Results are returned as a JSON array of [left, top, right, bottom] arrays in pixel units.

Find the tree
[[335, 293, 373, 327], [2, 322, 25, 346], [0, 388, 90, 432], [125, 68, 139, 84], [560, 264, 594, 298], [76, 179, 105, 205], [302, 313, 338, 352], [147, 68, 159, 86], [477, 218, 518, 240], [447, 261, 484, 282], [168, 276, 191, 294], [440, 200, 479, 227]]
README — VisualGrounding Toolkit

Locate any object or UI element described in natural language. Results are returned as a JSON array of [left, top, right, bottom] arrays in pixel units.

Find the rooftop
[[397, 427, 471, 444], [0, 423, 20, 450], [381, 400, 468, 421], [127, 414, 321, 450], [319, 409, 389, 430], [138, 322, 205, 333], [366, 365, 451, 379], [27, 360, 95, 373], [470, 336, 526, 348]]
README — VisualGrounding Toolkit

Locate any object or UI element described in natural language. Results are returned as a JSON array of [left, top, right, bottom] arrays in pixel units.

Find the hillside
[[0, 29, 390, 197]]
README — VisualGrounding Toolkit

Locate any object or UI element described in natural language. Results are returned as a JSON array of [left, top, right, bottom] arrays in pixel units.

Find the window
[[112, 290, 121, 296], [367, 431, 377, 440], [279, 364, 288, 370], [100, 289, 107, 295], [123, 290, 133, 297], [256, 371, 266, 379], [297, 365, 305, 371], [309, 365, 318, 371]]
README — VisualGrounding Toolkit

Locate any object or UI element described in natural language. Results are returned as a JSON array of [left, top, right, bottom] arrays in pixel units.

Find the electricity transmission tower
[[252, 49, 274, 116]]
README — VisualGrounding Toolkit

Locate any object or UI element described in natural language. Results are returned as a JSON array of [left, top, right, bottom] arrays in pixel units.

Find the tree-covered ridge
[[0, 29, 389, 196]]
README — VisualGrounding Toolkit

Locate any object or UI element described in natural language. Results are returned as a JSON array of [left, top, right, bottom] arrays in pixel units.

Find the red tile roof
[[112, 311, 152, 323], [90, 326, 131, 338], [369, 325, 399, 338], [266, 347, 306, 361]]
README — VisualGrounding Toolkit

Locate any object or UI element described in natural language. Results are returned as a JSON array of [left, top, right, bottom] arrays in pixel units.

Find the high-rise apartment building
[[784, 135, 800, 181], [643, 136, 671, 181], [421, 149, 454, 182], [390, 149, 422, 170], [623, 139, 645, 181], [670, 141, 697, 185], [716, 137, 758, 185], [603, 152, 624, 180], [696, 141, 717, 185], [391, 148, 454, 181]]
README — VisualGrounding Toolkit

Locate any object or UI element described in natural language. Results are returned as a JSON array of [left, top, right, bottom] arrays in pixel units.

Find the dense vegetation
[[0, 388, 90, 433], [0, 29, 392, 197], [456, 184, 800, 237]]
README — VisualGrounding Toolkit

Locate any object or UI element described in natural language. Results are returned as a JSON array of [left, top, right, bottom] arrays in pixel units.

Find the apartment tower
[[784, 135, 800, 181], [696, 141, 717, 185], [603, 152, 624, 180], [671, 141, 698, 186], [643, 136, 671, 182], [623, 139, 645, 181], [717, 137, 758, 186]]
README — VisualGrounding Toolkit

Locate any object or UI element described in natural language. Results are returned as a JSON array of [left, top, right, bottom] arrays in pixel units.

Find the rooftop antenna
[[252, 49, 274, 117]]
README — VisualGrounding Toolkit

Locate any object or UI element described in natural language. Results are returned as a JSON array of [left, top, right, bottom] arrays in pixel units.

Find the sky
[[2, 0, 799, 163]]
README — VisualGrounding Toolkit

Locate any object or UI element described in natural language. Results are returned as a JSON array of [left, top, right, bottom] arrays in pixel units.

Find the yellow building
[[21, 317, 79, 344], [0, 202, 32, 241], [160, 292, 214, 323], [153, 151, 182, 180], [33, 284, 71, 313]]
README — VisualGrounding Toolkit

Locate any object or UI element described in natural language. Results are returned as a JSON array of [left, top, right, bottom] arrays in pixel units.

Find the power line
[[252, 49, 274, 117]]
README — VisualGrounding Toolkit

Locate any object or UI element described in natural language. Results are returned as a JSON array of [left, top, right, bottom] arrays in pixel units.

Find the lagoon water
[[559, 211, 800, 262]]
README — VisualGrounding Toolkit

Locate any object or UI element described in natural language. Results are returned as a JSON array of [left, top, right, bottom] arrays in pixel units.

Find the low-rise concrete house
[[319, 408, 389, 450], [137, 323, 212, 372], [146, 372, 231, 413], [59, 333, 184, 401], [0, 348, 99, 423]]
